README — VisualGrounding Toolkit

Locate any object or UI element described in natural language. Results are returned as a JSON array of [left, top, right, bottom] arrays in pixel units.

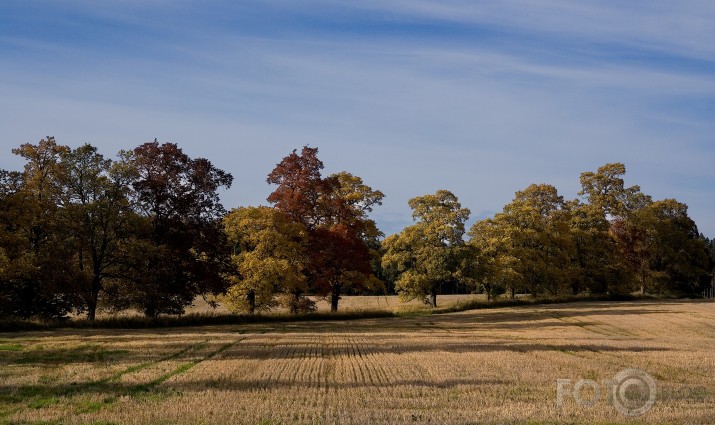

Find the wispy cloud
[[1, 0, 713, 236]]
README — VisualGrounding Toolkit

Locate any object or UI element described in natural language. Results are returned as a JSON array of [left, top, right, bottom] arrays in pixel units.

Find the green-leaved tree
[[382, 190, 470, 307]]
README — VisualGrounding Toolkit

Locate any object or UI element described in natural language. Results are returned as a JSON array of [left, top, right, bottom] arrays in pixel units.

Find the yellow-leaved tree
[[223, 206, 308, 314], [466, 218, 520, 300]]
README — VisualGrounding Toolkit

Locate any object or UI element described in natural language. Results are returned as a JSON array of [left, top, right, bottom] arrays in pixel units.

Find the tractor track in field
[[2, 335, 246, 423]]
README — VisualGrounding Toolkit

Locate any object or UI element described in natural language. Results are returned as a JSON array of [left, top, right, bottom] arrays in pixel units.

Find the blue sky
[[1, 0, 714, 236]]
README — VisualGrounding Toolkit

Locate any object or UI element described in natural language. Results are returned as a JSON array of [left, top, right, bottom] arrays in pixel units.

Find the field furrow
[[1, 300, 713, 424]]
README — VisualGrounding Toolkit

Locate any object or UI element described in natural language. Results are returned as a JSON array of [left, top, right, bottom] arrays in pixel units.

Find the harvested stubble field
[[1, 300, 713, 424]]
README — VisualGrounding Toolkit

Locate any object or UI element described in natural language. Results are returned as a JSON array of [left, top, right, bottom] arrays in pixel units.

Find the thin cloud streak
[[341, 0, 715, 58], [1, 1, 713, 236]]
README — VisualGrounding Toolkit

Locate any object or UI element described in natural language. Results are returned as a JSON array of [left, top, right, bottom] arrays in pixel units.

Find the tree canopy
[[1, 138, 233, 320], [266, 146, 384, 311], [382, 190, 470, 307], [223, 206, 307, 314], [1, 139, 710, 321]]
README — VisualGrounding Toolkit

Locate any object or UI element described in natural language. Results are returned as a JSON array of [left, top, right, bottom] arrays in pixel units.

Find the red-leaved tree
[[267, 147, 383, 311]]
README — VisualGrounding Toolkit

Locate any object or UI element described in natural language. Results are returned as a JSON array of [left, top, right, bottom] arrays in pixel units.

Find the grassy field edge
[[0, 293, 704, 332]]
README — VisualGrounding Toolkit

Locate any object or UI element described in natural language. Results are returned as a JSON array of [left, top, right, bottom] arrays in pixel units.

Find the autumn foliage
[[1, 139, 712, 321], [1, 138, 233, 320]]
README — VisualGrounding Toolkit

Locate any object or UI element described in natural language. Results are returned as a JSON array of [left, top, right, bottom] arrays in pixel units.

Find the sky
[[1, 0, 714, 237]]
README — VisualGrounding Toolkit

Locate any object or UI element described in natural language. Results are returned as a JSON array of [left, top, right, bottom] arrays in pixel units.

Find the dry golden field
[[1, 300, 714, 424]]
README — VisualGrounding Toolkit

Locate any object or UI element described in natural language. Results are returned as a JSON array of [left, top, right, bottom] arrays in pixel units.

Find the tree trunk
[[330, 287, 340, 312], [247, 289, 255, 315], [87, 300, 97, 321], [485, 284, 491, 302], [144, 303, 159, 318], [427, 287, 437, 308], [87, 275, 101, 321], [289, 291, 300, 314], [510, 286, 515, 299]]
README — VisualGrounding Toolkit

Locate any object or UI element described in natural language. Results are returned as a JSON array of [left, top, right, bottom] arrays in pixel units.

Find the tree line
[[1, 138, 712, 320]]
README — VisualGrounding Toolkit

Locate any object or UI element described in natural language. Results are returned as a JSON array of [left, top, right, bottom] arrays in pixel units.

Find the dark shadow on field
[[164, 377, 510, 392], [0, 380, 178, 403], [0, 300, 698, 340], [0, 376, 507, 403], [0, 301, 704, 344], [244, 304, 674, 336], [0, 340, 208, 365], [210, 340, 670, 361]]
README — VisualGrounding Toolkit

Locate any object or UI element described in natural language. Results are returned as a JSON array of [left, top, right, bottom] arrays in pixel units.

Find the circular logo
[[611, 368, 657, 416]]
